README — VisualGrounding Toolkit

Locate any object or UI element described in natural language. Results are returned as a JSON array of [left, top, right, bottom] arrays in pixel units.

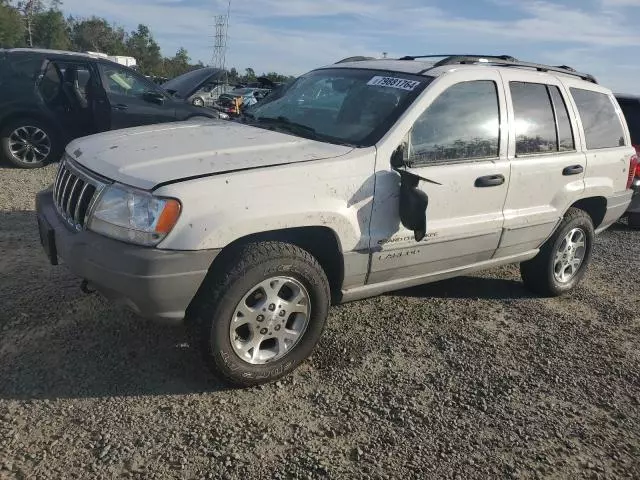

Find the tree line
[[0, 0, 294, 82]]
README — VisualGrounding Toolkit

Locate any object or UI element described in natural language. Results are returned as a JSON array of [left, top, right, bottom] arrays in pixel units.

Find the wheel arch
[[190, 226, 345, 311], [0, 110, 64, 139], [568, 196, 607, 229]]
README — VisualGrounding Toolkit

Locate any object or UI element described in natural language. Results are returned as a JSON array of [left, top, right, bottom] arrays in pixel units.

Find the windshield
[[246, 68, 431, 147]]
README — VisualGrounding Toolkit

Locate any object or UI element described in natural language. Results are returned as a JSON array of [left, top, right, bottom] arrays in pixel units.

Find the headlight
[[87, 184, 181, 246]]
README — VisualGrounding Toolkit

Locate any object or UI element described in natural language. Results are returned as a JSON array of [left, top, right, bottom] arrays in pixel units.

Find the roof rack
[[399, 54, 597, 84], [399, 54, 517, 62]]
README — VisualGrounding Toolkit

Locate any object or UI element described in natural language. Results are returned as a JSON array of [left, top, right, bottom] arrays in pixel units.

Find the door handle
[[475, 174, 505, 187], [562, 165, 584, 176], [112, 104, 128, 111]]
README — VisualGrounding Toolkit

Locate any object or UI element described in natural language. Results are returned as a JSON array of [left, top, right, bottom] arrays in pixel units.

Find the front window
[[98, 63, 155, 98], [245, 68, 431, 147]]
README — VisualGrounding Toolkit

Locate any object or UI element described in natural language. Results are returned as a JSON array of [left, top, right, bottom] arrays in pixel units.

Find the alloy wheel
[[8, 126, 51, 165], [229, 276, 311, 365], [553, 227, 587, 283]]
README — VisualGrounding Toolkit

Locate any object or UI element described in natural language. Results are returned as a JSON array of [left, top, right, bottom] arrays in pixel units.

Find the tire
[[192, 97, 205, 107], [520, 208, 595, 297], [0, 117, 60, 168], [187, 241, 330, 387], [629, 212, 640, 229]]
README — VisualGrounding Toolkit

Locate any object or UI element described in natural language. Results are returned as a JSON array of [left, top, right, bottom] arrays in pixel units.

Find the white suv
[[36, 55, 635, 386]]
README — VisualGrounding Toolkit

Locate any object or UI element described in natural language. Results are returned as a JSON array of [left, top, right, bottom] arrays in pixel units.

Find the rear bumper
[[36, 188, 220, 324], [596, 190, 634, 233]]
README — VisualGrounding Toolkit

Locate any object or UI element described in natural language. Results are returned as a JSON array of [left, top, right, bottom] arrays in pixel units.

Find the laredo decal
[[378, 249, 420, 261], [377, 232, 438, 245]]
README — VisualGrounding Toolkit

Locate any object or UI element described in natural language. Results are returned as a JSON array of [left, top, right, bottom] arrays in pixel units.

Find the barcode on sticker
[[367, 76, 421, 91]]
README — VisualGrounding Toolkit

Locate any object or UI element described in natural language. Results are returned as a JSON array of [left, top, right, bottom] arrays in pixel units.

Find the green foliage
[[162, 47, 191, 78], [32, 8, 70, 50], [0, 1, 24, 47], [69, 16, 127, 54], [125, 24, 162, 74]]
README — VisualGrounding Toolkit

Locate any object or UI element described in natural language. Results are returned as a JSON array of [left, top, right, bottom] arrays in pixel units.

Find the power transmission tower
[[210, 0, 232, 86]]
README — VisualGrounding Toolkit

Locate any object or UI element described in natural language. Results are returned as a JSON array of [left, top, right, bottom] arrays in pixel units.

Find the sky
[[60, 0, 640, 93]]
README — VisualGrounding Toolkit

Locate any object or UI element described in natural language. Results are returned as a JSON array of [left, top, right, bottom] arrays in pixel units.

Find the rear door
[[568, 86, 632, 201], [496, 71, 586, 257], [368, 70, 511, 284], [97, 62, 176, 129]]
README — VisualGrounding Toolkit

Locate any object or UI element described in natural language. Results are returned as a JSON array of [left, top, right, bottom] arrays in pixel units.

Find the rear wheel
[[0, 118, 60, 168], [520, 208, 595, 296], [187, 241, 330, 387]]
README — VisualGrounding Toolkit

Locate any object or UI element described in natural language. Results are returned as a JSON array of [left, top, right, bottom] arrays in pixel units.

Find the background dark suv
[[616, 94, 640, 227], [0, 49, 224, 168]]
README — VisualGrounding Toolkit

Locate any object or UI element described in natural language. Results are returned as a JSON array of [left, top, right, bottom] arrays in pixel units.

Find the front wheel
[[629, 212, 640, 229], [192, 97, 205, 107], [187, 241, 330, 387], [520, 208, 595, 296]]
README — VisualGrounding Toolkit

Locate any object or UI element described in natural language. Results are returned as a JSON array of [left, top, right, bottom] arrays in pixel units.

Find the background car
[[188, 82, 235, 108], [0, 48, 225, 168], [615, 93, 640, 227]]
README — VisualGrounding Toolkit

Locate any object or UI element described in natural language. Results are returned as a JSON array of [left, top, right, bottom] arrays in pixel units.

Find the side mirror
[[398, 170, 429, 241], [391, 145, 440, 242], [143, 91, 165, 105]]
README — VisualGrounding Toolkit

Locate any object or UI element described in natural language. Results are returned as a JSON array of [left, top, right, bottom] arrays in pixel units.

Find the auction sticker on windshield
[[367, 76, 421, 91]]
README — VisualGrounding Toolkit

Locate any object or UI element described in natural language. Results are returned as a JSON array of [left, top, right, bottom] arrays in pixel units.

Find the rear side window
[[510, 82, 555, 154], [409, 80, 500, 163], [617, 98, 640, 146], [548, 86, 575, 151], [570, 88, 625, 149]]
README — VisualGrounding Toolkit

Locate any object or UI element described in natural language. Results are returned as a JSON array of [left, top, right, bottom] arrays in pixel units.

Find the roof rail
[[399, 54, 517, 62], [400, 54, 597, 84], [335, 56, 376, 64]]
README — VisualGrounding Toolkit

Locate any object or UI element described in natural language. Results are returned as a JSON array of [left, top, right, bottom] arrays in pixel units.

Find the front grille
[[52, 158, 105, 230]]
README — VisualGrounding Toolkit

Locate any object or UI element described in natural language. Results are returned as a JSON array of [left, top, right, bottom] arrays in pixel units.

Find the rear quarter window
[[570, 88, 625, 150]]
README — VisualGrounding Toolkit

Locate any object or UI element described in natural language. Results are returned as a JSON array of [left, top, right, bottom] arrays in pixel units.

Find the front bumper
[[36, 188, 220, 323], [627, 179, 640, 214]]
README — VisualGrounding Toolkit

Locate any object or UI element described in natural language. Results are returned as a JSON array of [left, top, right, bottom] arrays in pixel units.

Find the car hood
[[161, 67, 224, 101], [66, 120, 354, 190]]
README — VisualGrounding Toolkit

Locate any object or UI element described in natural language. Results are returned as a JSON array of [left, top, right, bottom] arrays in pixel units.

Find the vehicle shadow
[[607, 218, 638, 232], [0, 210, 227, 400], [392, 274, 536, 301]]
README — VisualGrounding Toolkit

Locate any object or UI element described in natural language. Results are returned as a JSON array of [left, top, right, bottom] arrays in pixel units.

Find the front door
[[368, 72, 511, 284], [495, 71, 586, 257], [97, 62, 176, 129]]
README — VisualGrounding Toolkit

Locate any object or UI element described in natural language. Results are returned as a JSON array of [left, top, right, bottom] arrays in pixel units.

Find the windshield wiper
[[250, 116, 355, 147], [257, 116, 317, 135]]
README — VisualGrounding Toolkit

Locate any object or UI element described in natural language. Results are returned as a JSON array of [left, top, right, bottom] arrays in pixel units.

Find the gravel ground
[[1, 163, 639, 479]]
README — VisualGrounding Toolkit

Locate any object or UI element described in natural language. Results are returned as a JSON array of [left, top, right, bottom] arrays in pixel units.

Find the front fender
[[155, 150, 377, 253]]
